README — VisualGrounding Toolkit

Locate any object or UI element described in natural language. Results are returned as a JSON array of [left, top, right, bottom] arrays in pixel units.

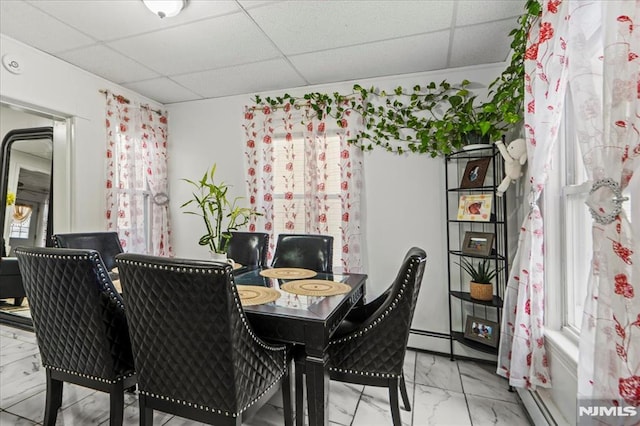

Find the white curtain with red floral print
[[571, 1, 640, 413], [242, 103, 363, 272], [497, 0, 570, 389], [105, 93, 172, 256]]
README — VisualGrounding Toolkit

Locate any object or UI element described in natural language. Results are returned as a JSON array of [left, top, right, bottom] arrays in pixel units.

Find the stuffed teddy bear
[[495, 138, 527, 197]]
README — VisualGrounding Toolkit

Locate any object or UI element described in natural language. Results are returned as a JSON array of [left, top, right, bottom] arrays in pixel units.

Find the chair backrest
[[226, 231, 269, 267], [52, 232, 123, 271], [14, 246, 134, 381], [329, 247, 427, 375], [272, 233, 333, 273], [116, 253, 287, 415]]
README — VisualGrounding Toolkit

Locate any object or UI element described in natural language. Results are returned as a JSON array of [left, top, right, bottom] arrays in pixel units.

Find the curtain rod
[[247, 95, 359, 111], [99, 89, 164, 115]]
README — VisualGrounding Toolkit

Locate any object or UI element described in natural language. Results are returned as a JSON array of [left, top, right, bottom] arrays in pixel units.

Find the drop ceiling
[[0, 0, 525, 105]]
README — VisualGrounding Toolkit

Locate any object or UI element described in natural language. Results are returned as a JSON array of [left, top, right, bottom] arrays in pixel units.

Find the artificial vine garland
[[252, 0, 540, 157]]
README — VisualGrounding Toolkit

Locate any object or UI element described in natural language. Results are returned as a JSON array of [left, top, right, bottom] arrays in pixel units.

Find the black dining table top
[[233, 267, 367, 346], [234, 267, 366, 316]]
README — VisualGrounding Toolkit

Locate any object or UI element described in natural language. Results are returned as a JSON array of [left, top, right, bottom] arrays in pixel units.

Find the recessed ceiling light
[[142, 0, 187, 19]]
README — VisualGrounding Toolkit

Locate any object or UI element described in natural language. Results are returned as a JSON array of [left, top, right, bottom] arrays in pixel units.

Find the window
[[9, 204, 32, 239], [552, 106, 634, 333], [561, 122, 591, 332], [272, 133, 343, 270]]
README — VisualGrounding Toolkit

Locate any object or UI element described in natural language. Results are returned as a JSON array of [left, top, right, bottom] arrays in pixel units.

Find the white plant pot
[[210, 251, 235, 266]]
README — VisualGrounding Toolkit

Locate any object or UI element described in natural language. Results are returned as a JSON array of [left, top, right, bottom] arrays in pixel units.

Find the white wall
[[166, 63, 506, 352], [0, 34, 163, 234]]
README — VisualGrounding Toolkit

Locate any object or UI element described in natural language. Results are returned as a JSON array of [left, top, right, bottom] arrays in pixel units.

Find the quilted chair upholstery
[[296, 247, 426, 426], [14, 247, 136, 426], [52, 232, 123, 272], [272, 234, 333, 273], [115, 253, 294, 426], [226, 231, 269, 268]]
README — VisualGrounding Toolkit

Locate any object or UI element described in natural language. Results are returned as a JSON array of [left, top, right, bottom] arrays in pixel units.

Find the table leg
[[305, 351, 329, 426]]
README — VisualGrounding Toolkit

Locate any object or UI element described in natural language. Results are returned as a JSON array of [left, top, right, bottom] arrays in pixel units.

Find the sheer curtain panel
[[243, 103, 364, 273], [569, 1, 640, 414], [105, 93, 172, 256], [497, 0, 570, 390]]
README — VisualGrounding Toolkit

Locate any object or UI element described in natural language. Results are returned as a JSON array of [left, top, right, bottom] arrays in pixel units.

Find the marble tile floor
[[0, 324, 532, 426]]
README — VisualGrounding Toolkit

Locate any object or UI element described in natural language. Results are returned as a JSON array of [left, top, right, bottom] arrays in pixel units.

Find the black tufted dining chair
[[14, 247, 136, 426], [115, 253, 294, 426], [226, 231, 269, 268], [52, 232, 123, 272], [272, 233, 334, 273], [295, 247, 426, 426]]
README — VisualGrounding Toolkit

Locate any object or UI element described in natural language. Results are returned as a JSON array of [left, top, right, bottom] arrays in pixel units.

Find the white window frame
[[271, 132, 344, 271], [544, 110, 590, 343]]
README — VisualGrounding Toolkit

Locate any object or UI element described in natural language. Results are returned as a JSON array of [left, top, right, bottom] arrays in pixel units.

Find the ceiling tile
[[1, 0, 520, 103], [237, 1, 283, 9], [247, 0, 455, 55], [454, 0, 525, 27], [172, 59, 307, 99], [122, 77, 202, 104], [57, 45, 160, 84], [106, 12, 281, 75], [290, 31, 450, 85], [0, 0, 95, 53], [449, 20, 514, 68], [28, 0, 241, 41]]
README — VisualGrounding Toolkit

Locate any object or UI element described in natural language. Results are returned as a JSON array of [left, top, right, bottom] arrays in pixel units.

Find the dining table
[[233, 267, 367, 426]]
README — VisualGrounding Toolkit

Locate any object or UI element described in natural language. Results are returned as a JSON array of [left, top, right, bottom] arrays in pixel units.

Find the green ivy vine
[[252, 0, 540, 157]]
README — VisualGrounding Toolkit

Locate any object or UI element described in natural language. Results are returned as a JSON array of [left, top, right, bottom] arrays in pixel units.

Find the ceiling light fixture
[[142, 0, 186, 19]]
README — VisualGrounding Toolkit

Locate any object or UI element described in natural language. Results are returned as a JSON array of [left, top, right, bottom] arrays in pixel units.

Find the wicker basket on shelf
[[470, 281, 493, 301]]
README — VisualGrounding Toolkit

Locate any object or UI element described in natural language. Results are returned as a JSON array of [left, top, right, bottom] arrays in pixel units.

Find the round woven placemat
[[237, 286, 281, 306], [280, 279, 351, 297], [259, 268, 317, 279]]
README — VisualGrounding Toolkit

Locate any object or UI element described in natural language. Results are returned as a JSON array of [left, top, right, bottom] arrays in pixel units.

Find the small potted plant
[[181, 164, 259, 262], [456, 257, 502, 301]]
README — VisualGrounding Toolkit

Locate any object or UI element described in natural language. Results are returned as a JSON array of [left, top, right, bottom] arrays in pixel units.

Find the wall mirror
[[0, 102, 70, 330], [0, 128, 54, 255], [0, 127, 54, 330]]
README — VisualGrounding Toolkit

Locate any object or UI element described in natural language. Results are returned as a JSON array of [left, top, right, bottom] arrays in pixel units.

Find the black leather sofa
[[0, 238, 25, 306]]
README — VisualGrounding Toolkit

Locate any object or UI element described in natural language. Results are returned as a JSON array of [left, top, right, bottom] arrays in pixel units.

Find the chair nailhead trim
[[45, 365, 135, 384], [330, 259, 419, 345], [329, 367, 399, 379], [16, 250, 125, 308], [139, 369, 285, 418], [120, 258, 290, 416]]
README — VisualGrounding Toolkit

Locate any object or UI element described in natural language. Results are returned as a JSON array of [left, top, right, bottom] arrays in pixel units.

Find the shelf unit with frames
[[445, 143, 509, 359]]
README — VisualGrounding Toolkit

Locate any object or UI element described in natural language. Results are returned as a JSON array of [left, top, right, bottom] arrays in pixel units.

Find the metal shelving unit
[[445, 143, 509, 360]]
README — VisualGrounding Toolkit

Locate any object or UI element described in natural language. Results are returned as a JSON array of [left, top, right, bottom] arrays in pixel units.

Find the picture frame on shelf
[[461, 232, 495, 256], [464, 316, 500, 348], [456, 194, 493, 221], [459, 158, 491, 189]]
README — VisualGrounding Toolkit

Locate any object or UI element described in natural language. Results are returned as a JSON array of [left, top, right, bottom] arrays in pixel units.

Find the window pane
[[562, 102, 591, 332], [565, 191, 592, 330], [272, 133, 343, 270]]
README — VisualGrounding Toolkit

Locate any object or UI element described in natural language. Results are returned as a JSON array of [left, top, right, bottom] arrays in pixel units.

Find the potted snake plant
[[456, 257, 502, 301]]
